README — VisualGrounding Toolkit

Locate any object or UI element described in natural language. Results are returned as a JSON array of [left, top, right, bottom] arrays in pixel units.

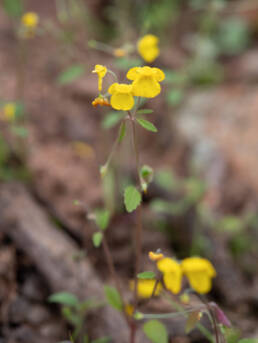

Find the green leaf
[[11, 126, 28, 137], [104, 285, 123, 311], [124, 185, 141, 213], [238, 339, 258, 343], [136, 109, 153, 115], [155, 169, 178, 190], [92, 337, 111, 343], [95, 209, 110, 231], [48, 292, 79, 307], [143, 320, 168, 343], [57, 64, 85, 85], [136, 118, 157, 132], [118, 121, 126, 142], [166, 89, 184, 106], [3, 0, 23, 17], [92, 232, 103, 247], [137, 271, 156, 279], [101, 112, 124, 129]]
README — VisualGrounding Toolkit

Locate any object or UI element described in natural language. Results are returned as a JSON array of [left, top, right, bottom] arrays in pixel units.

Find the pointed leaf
[[48, 292, 79, 307], [137, 271, 156, 279], [92, 232, 103, 247], [101, 112, 124, 129], [118, 122, 126, 142], [104, 285, 123, 311], [136, 109, 153, 115], [57, 65, 85, 85], [136, 118, 157, 132]]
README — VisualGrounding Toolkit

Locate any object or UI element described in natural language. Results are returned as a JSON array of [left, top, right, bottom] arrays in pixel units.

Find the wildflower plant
[[87, 60, 229, 343]]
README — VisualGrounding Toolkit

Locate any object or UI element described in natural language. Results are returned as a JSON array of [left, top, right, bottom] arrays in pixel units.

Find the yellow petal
[[181, 257, 216, 294], [132, 77, 160, 98], [92, 64, 107, 78], [186, 272, 212, 294], [163, 271, 182, 294], [108, 83, 118, 95], [110, 93, 134, 111], [127, 67, 140, 80], [22, 12, 39, 28], [149, 251, 164, 261], [139, 47, 159, 63], [181, 257, 216, 277], [157, 258, 180, 273], [153, 68, 165, 82], [157, 258, 182, 294], [138, 35, 160, 63], [130, 279, 162, 298]]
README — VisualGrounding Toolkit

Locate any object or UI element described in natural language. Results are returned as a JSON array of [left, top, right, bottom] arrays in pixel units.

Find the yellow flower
[[108, 83, 134, 111], [149, 251, 164, 262], [130, 279, 162, 298], [113, 48, 127, 57], [21, 12, 39, 28], [124, 303, 134, 317], [127, 66, 165, 98], [92, 65, 107, 92], [181, 257, 216, 294], [157, 258, 182, 294], [3, 103, 16, 121], [137, 35, 160, 63]]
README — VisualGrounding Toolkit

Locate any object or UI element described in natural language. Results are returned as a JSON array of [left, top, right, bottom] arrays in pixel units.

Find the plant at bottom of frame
[[48, 291, 106, 342]]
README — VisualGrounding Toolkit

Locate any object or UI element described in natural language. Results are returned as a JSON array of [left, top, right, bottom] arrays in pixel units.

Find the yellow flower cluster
[[135, 256, 216, 298], [92, 64, 165, 111], [137, 35, 160, 63], [2, 103, 16, 122], [20, 12, 39, 39], [21, 12, 39, 28]]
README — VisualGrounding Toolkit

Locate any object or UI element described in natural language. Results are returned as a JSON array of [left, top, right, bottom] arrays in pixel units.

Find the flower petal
[[153, 68, 165, 82], [163, 271, 182, 294], [127, 67, 140, 80], [130, 279, 162, 298], [132, 77, 160, 98], [108, 83, 118, 95], [187, 271, 212, 294], [110, 93, 134, 111]]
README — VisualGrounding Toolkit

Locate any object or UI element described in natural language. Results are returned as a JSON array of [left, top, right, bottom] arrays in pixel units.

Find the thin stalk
[[102, 235, 123, 301]]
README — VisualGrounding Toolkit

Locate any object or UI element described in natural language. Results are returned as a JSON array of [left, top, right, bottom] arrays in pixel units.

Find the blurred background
[[0, 0, 258, 342]]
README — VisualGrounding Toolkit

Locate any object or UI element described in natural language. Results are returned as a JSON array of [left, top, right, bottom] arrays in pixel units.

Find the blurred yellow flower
[[149, 251, 164, 261], [72, 141, 95, 159], [3, 103, 16, 121], [124, 303, 134, 317], [113, 48, 127, 57], [92, 65, 107, 92], [138, 34, 160, 63], [181, 257, 216, 294], [108, 83, 134, 111], [127, 66, 165, 98], [130, 279, 162, 298], [21, 12, 39, 28], [157, 258, 182, 294]]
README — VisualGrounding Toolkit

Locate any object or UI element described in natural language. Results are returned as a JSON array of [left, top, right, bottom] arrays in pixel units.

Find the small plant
[[48, 292, 106, 342]]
